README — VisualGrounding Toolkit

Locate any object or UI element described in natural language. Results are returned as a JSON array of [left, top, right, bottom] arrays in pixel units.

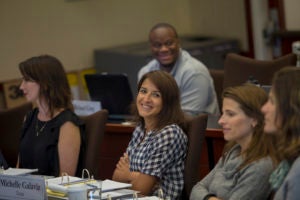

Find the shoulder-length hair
[[131, 70, 186, 132], [222, 83, 276, 170], [272, 66, 300, 163], [19, 55, 73, 117]]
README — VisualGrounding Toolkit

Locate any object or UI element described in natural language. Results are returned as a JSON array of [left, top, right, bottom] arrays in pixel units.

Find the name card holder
[[0, 174, 46, 200], [72, 100, 101, 116]]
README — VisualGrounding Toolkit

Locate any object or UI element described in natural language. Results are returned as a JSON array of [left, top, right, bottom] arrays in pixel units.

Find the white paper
[[46, 176, 85, 195], [2, 168, 38, 175], [122, 197, 160, 200], [46, 176, 83, 185], [46, 178, 132, 198], [99, 189, 136, 199], [102, 179, 132, 192], [72, 100, 101, 116]]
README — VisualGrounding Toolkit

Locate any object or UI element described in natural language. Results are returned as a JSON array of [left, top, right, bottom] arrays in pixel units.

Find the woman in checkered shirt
[[112, 70, 188, 199]]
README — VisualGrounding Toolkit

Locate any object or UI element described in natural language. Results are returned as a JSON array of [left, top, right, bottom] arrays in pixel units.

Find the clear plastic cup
[[68, 184, 88, 200]]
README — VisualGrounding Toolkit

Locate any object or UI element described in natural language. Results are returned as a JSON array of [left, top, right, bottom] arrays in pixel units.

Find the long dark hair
[[131, 70, 186, 132], [19, 55, 73, 117], [272, 66, 300, 163]]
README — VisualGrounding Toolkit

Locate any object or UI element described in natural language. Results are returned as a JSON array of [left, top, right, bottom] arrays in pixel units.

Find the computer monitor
[[84, 73, 134, 121]]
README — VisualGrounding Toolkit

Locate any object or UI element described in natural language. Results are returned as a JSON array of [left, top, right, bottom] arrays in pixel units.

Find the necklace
[[35, 120, 47, 136]]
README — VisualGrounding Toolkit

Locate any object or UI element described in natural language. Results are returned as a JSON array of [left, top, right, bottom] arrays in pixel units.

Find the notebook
[[84, 73, 134, 122]]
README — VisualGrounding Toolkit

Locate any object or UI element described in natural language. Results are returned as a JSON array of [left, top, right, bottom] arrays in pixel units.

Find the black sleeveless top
[[19, 108, 86, 177]]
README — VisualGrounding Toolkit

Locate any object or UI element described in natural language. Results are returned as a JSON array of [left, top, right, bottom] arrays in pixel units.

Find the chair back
[[209, 69, 224, 109], [223, 53, 297, 88], [182, 114, 208, 199], [0, 103, 32, 167], [80, 109, 108, 179]]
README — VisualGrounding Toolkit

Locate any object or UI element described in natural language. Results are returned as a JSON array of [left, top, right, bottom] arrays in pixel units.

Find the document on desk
[[46, 175, 83, 185], [102, 179, 132, 192], [1, 167, 38, 175], [123, 197, 160, 200], [46, 176, 91, 196], [46, 177, 131, 198], [89, 188, 136, 199], [87, 179, 133, 199]]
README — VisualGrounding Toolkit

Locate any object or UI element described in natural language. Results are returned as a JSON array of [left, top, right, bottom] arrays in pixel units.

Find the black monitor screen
[[84, 73, 134, 115]]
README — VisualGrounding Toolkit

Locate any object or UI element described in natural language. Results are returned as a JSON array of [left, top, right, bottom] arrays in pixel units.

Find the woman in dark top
[[17, 55, 85, 177]]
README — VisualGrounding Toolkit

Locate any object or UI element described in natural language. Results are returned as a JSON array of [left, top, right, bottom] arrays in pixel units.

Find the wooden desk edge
[[106, 123, 223, 138], [105, 123, 135, 133], [205, 128, 223, 138]]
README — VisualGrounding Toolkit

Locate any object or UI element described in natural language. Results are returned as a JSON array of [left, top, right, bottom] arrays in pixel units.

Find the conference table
[[99, 115, 224, 180]]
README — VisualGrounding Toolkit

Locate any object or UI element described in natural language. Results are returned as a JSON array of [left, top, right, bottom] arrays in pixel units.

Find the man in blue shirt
[[138, 22, 219, 116]]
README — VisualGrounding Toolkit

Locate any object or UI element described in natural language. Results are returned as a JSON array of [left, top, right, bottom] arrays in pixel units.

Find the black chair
[[0, 103, 32, 167], [181, 114, 208, 200], [209, 69, 224, 110], [79, 109, 108, 179]]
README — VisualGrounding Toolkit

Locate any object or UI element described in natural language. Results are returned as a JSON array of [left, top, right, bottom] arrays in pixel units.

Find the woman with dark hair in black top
[[17, 55, 85, 177]]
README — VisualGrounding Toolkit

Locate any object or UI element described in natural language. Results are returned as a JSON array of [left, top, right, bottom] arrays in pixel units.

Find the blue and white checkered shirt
[[126, 123, 188, 199]]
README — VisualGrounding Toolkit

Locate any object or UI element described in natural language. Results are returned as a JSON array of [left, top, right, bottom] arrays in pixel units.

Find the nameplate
[[0, 174, 46, 200], [72, 100, 102, 116]]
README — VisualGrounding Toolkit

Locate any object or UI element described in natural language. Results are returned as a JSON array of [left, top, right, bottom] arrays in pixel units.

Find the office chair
[[79, 109, 108, 179], [209, 69, 224, 110], [0, 102, 32, 167], [181, 114, 208, 200], [223, 53, 297, 89]]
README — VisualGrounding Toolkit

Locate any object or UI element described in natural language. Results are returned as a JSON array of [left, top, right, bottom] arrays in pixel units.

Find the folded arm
[[112, 153, 158, 195]]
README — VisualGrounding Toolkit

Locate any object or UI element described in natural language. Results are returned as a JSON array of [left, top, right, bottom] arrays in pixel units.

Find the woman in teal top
[[261, 67, 300, 200]]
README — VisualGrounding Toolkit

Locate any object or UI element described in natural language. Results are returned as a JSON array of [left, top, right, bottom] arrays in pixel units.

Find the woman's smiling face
[[136, 78, 163, 124]]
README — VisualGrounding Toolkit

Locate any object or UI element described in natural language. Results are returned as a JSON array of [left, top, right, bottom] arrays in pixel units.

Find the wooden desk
[[98, 122, 224, 180]]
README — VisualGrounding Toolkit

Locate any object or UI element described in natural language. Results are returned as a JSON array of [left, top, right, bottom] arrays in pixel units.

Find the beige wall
[[189, 0, 248, 50], [284, 0, 300, 30], [0, 0, 247, 81]]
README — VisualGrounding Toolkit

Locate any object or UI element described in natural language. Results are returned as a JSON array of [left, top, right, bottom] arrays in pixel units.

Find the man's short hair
[[149, 22, 178, 38]]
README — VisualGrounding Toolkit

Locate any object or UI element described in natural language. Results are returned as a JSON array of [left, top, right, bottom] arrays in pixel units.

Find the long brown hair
[[131, 70, 187, 132], [19, 55, 73, 117], [272, 66, 300, 163], [222, 83, 276, 170]]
